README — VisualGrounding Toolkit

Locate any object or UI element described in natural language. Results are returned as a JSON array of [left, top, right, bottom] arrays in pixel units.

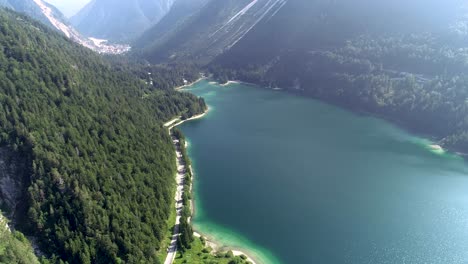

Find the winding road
[[164, 120, 188, 264]]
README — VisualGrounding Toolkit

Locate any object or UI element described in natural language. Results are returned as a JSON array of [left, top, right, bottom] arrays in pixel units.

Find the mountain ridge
[[71, 0, 176, 41], [0, 0, 130, 53], [136, 0, 288, 63]]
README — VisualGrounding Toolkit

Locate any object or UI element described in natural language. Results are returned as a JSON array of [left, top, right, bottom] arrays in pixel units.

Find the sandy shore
[[174, 77, 205, 90], [429, 144, 443, 151], [221, 80, 241, 86], [220, 80, 260, 87], [165, 110, 209, 131], [163, 109, 209, 264], [193, 232, 258, 264], [164, 108, 259, 264], [428, 144, 446, 155]]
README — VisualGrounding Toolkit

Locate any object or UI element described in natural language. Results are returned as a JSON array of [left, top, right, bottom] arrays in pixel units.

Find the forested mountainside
[[0, 213, 39, 264], [134, 0, 208, 53], [0, 0, 129, 54], [134, 0, 468, 153], [200, 0, 468, 153], [106, 56, 201, 92], [220, 0, 461, 60], [71, 0, 176, 41], [0, 0, 65, 28], [0, 9, 206, 263], [0, 212, 39, 264], [135, 0, 286, 64]]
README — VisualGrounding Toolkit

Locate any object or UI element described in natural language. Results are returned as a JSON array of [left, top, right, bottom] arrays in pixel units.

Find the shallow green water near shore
[[179, 80, 468, 264]]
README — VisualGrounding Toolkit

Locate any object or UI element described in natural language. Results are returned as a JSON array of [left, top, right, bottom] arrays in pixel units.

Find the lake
[[179, 80, 468, 264]]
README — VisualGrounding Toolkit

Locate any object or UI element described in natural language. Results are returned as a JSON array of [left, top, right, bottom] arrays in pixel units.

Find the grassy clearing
[[174, 236, 252, 264]]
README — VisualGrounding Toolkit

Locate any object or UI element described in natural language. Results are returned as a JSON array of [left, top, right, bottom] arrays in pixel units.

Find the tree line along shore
[[167, 118, 257, 264]]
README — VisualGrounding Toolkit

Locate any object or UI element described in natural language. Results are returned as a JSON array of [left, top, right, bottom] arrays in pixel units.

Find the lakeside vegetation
[[0, 213, 39, 264], [171, 128, 194, 253], [175, 237, 252, 264], [0, 9, 206, 263], [4, 0, 468, 262], [171, 129, 252, 264], [211, 33, 468, 153], [105, 56, 202, 92]]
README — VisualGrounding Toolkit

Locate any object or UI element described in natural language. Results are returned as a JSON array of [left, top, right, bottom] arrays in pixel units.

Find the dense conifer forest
[[0, 213, 39, 264], [0, 9, 206, 263], [211, 32, 468, 153], [4, 0, 468, 262]]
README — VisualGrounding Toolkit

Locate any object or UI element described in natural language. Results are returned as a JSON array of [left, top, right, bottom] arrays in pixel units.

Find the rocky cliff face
[[0, 0, 61, 27], [0, 148, 29, 222], [0, 213, 9, 232]]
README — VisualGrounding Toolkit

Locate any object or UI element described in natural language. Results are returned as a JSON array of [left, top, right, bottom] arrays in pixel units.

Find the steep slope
[[0, 8, 206, 263], [135, 0, 209, 51], [136, 0, 287, 63], [216, 0, 463, 66], [0, 0, 130, 53], [0, 213, 39, 264], [1, 0, 61, 27], [135, 0, 468, 152], [210, 0, 468, 152], [137, 0, 463, 63], [71, 0, 176, 42]]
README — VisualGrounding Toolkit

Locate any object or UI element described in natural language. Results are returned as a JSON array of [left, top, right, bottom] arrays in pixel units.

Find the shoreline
[[218, 79, 468, 159], [193, 231, 257, 264], [165, 110, 209, 131], [174, 77, 205, 90], [220, 80, 257, 87], [220, 80, 241, 86], [164, 107, 260, 264], [163, 124, 190, 264], [429, 144, 444, 152]]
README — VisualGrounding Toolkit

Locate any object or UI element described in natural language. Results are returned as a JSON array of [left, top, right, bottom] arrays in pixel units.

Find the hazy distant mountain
[[209, 0, 465, 85], [216, 0, 464, 65], [71, 0, 176, 41], [0, 0, 130, 53], [135, 0, 287, 63], [0, 0, 12, 9], [135, 0, 209, 52], [135, 0, 464, 64], [0, 0, 65, 27]]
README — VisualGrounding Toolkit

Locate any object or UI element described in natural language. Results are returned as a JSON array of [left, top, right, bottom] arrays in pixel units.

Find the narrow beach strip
[[163, 107, 259, 264], [174, 77, 205, 90]]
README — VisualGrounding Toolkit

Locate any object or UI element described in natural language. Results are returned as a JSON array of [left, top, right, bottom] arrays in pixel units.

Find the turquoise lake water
[[179, 80, 468, 264]]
